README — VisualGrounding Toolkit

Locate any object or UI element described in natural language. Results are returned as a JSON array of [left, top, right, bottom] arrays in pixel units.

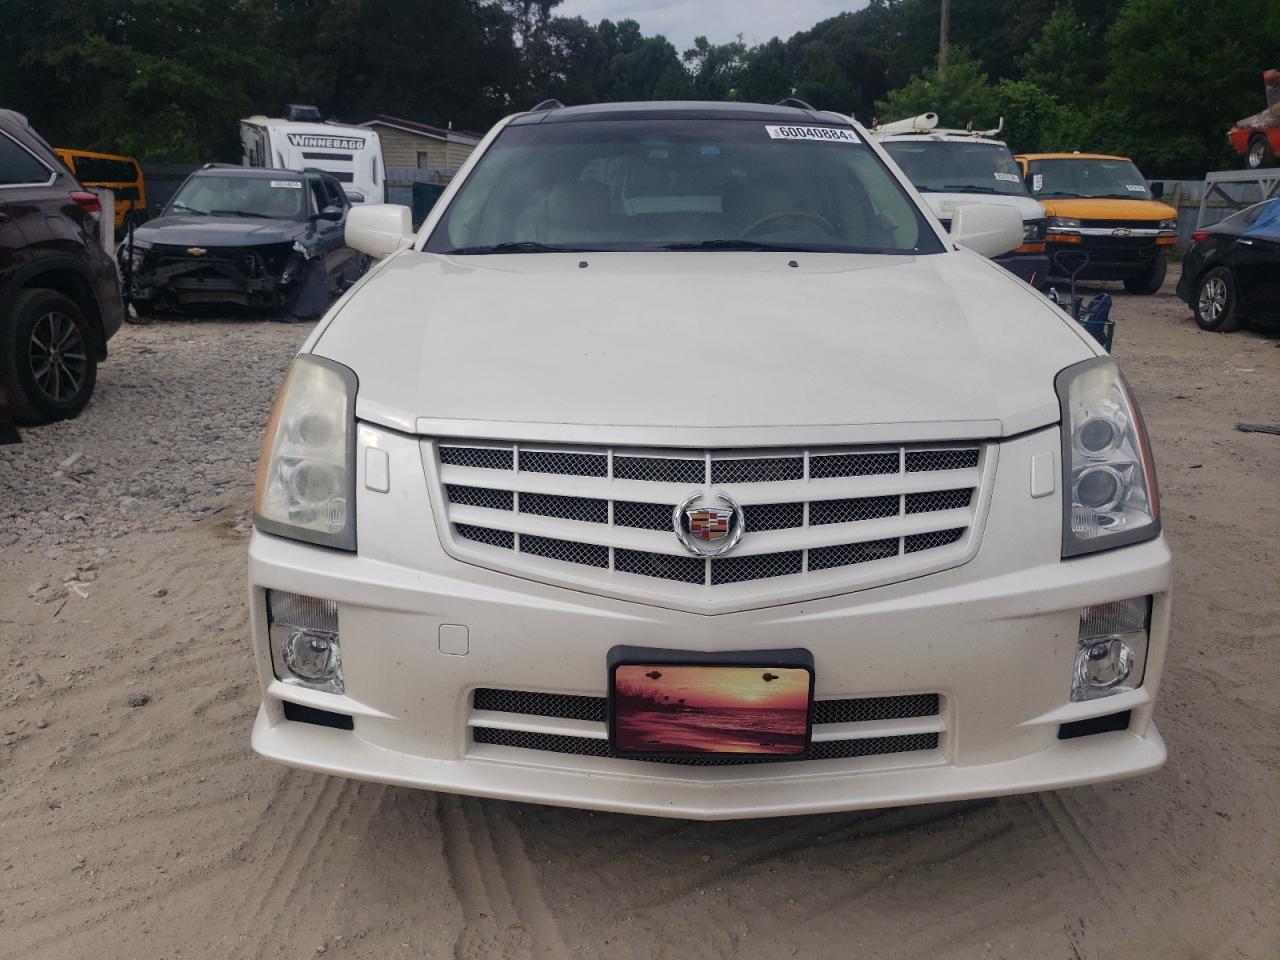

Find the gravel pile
[[0, 321, 308, 572]]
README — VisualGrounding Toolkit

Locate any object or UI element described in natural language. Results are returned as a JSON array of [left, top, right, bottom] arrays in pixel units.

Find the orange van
[[54, 148, 147, 233], [1015, 152, 1178, 294]]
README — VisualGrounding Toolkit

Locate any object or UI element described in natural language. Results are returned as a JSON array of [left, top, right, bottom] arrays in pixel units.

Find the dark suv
[[1, 109, 125, 423], [121, 165, 366, 321]]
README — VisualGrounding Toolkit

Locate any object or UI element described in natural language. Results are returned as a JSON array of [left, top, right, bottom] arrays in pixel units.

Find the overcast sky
[[553, 0, 869, 55]]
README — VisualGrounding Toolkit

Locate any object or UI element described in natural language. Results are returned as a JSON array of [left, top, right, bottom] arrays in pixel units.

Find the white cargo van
[[241, 106, 384, 204], [872, 113, 1049, 284]]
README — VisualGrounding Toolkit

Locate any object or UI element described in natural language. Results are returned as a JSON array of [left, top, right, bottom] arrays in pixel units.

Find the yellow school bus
[[54, 148, 147, 232]]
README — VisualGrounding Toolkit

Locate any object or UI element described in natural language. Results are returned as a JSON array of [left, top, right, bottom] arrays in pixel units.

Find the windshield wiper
[[169, 202, 206, 215], [660, 239, 800, 252], [442, 241, 587, 255], [211, 209, 272, 219]]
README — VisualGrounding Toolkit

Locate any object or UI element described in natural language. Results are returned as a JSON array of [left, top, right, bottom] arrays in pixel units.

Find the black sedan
[[1177, 198, 1280, 332], [119, 165, 367, 321]]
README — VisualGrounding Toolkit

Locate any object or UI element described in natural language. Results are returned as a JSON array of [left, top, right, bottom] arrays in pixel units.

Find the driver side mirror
[[1149, 182, 1165, 200], [345, 203, 414, 259], [949, 203, 1024, 259], [315, 205, 344, 222]]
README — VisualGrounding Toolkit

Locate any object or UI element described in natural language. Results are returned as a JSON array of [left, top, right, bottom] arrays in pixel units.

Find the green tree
[[4, 0, 295, 160], [875, 48, 1000, 130], [1098, 0, 1280, 175], [1019, 2, 1103, 108], [605, 33, 690, 101], [683, 35, 747, 101], [993, 78, 1092, 152]]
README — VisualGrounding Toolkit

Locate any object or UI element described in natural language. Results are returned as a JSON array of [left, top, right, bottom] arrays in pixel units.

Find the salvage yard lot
[[1, 273, 1278, 960]]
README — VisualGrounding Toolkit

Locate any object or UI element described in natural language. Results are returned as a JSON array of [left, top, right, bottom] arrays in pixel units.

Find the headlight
[[1047, 216, 1081, 229], [1157, 218, 1177, 230], [1057, 357, 1160, 557], [1023, 218, 1047, 242], [254, 354, 357, 550], [117, 237, 152, 260]]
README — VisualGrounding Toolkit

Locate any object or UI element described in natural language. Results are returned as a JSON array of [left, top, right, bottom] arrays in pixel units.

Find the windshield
[[1026, 158, 1152, 200], [424, 118, 942, 255], [881, 139, 1028, 197], [168, 175, 306, 219]]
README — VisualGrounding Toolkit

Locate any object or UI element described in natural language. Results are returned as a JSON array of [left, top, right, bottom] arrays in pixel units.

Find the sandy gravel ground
[[2, 272, 1278, 960]]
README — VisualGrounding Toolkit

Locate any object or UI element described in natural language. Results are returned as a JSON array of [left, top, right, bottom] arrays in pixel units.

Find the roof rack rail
[[529, 99, 565, 112], [775, 97, 816, 111]]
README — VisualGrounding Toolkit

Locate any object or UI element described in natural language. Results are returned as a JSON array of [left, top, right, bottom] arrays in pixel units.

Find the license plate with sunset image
[[610, 659, 814, 758]]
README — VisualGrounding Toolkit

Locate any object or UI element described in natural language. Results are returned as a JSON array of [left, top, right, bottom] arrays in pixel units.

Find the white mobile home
[[241, 107, 384, 203]]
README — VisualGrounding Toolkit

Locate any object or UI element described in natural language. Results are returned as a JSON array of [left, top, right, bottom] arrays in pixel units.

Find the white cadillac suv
[[248, 100, 1171, 820]]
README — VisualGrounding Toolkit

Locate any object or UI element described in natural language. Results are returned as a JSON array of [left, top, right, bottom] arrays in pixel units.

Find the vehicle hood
[[1037, 198, 1177, 221], [313, 250, 1095, 445], [921, 192, 1044, 222], [132, 215, 303, 247]]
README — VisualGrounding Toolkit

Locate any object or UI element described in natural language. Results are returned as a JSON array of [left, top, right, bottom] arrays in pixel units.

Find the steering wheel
[[738, 210, 837, 240]]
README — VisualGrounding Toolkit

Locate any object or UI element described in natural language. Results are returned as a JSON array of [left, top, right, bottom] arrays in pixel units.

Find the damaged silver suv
[[119, 165, 367, 321]]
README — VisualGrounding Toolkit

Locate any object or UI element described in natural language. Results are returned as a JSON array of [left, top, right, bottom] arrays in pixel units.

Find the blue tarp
[[1245, 197, 1280, 237]]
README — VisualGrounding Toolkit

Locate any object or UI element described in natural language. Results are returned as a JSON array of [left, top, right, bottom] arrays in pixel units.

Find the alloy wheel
[[29, 310, 88, 404], [1198, 276, 1226, 323]]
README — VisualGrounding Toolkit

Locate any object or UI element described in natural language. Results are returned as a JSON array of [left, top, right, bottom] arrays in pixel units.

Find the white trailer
[[241, 108, 384, 204]]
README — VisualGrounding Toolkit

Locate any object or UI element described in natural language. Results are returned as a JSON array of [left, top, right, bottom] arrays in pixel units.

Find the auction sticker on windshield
[[765, 125, 859, 144], [271, 180, 302, 189]]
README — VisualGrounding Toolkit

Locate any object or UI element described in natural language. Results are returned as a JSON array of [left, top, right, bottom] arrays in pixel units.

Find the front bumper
[[1045, 234, 1172, 280], [248, 423, 1173, 819], [123, 243, 312, 311]]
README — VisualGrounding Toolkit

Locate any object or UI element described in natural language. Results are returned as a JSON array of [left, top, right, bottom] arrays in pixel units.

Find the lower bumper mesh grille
[[470, 688, 943, 766], [473, 688, 939, 723], [472, 726, 940, 766]]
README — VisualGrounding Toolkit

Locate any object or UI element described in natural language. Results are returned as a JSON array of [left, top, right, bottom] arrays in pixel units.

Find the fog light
[[1071, 596, 1149, 701], [267, 590, 343, 694]]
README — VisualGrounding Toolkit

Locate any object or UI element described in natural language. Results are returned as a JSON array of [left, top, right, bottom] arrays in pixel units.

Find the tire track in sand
[[438, 795, 569, 960]]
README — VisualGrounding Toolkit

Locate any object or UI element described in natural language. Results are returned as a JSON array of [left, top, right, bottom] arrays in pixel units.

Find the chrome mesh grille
[[446, 484, 514, 511], [434, 441, 986, 592], [440, 446, 513, 471], [810, 451, 899, 478], [808, 537, 899, 571], [711, 550, 803, 585], [712, 456, 804, 484], [614, 455, 703, 484], [520, 534, 609, 567], [743, 502, 804, 531], [520, 450, 607, 477], [520, 492, 608, 524], [614, 501, 672, 531], [456, 523, 514, 549], [615, 548, 705, 583], [904, 528, 966, 553], [907, 449, 979, 472], [906, 488, 972, 514], [810, 495, 898, 526]]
